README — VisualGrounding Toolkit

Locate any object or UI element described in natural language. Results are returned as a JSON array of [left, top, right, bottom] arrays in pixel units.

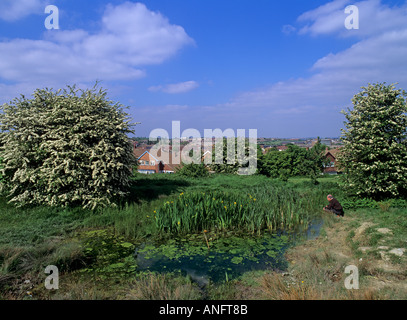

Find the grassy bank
[[207, 205, 407, 300], [1, 173, 405, 300]]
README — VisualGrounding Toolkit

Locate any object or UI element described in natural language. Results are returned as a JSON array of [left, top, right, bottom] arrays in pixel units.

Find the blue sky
[[1, 0, 407, 138]]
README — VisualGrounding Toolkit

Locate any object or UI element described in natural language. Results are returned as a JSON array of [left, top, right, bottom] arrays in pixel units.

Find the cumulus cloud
[[206, 0, 407, 136], [149, 81, 199, 94], [0, 2, 194, 101], [229, 1, 407, 110], [297, 0, 351, 36], [0, 0, 45, 22], [298, 0, 407, 37]]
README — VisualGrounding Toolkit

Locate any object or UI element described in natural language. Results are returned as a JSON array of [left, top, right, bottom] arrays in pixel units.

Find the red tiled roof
[[134, 147, 184, 173], [324, 148, 342, 160]]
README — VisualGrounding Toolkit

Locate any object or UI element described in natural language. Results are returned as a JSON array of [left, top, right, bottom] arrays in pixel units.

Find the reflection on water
[[134, 218, 323, 285]]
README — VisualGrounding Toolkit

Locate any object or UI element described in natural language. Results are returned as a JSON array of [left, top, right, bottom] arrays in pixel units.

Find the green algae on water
[[134, 231, 291, 283]]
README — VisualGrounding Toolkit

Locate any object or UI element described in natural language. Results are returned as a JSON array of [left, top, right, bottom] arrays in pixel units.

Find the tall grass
[[154, 184, 326, 235]]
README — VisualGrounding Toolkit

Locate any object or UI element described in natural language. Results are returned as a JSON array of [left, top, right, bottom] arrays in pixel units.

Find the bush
[[176, 163, 209, 178], [341, 197, 407, 210], [0, 84, 136, 210], [339, 83, 407, 199]]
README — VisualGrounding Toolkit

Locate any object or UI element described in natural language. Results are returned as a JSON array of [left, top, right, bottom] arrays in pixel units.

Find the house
[[276, 145, 288, 152], [134, 147, 183, 174], [323, 148, 342, 174], [201, 150, 213, 163], [136, 150, 160, 174]]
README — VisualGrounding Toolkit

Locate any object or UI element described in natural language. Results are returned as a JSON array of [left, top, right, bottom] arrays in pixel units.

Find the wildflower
[[234, 202, 237, 205], [253, 198, 256, 201], [153, 210, 156, 213], [178, 221, 181, 225], [146, 215, 150, 218], [204, 230, 208, 233]]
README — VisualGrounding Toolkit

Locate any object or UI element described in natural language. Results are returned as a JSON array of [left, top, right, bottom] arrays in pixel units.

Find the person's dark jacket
[[327, 198, 344, 215]]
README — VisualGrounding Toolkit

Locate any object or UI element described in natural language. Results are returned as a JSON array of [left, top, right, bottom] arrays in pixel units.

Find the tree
[[0, 84, 137, 210], [177, 163, 209, 178], [339, 83, 407, 199], [257, 144, 325, 181], [257, 148, 291, 179], [209, 137, 244, 174]]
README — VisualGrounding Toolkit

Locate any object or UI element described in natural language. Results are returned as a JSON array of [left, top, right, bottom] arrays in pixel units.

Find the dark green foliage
[[257, 143, 326, 180], [177, 163, 210, 178]]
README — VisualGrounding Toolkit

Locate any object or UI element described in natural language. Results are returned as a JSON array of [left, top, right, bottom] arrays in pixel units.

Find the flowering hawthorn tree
[[339, 83, 407, 199], [0, 85, 136, 210]]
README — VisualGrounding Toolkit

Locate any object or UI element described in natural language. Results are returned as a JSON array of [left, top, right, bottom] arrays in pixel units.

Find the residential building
[[323, 148, 342, 174]]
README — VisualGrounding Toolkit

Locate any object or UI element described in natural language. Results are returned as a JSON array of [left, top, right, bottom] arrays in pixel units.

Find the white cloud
[[149, 81, 199, 94], [0, 2, 194, 102], [297, 0, 351, 36], [0, 0, 45, 22], [220, 0, 407, 129], [297, 0, 407, 37], [281, 24, 297, 35]]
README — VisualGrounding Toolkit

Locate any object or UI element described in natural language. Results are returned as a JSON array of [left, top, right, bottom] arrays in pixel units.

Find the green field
[[1, 174, 406, 300]]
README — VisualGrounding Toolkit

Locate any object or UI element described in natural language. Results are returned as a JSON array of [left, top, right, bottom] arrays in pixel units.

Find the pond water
[[134, 218, 323, 285]]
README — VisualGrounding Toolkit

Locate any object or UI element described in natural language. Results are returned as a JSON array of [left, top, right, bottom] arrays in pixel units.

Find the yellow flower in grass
[[234, 202, 237, 205], [178, 221, 181, 225]]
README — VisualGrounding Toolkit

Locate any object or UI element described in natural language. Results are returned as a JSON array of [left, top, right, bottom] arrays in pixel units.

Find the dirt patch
[[281, 213, 407, 299], [353, 222, 376, 242]]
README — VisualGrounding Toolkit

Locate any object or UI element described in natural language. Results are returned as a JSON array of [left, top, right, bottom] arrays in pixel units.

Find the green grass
[[348, 207, 407, 253], [1, 172, 382, 300], [153, 186, 324, 235]]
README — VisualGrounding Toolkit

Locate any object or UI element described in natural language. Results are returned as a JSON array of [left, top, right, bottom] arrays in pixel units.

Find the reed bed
[[154, 185, 325, 235]]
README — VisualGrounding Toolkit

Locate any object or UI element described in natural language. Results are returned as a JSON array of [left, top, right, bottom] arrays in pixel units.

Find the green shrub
[[339, 83, 407, 199], [341, 197, 407, 210], [176, 163, 209, 178], [0, 84, 136, 210]]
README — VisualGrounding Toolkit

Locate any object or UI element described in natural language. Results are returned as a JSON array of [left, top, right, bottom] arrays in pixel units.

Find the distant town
[[131, 136, 343, 149], [131, 137, 343, 175]]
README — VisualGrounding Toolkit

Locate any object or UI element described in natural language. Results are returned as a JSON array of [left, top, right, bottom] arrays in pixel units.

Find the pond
[[134, 218, 323, 286]]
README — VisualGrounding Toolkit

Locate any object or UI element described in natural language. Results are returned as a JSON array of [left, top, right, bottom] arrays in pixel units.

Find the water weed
[[154, 185, 324, 235]]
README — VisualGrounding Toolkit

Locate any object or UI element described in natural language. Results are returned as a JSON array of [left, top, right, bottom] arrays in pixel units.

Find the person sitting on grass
[[323, 194, 344, 217]]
